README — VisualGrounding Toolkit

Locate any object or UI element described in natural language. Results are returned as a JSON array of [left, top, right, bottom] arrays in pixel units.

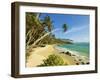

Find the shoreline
[[54, 45, 89, 64], [26, 44, 89, 67]]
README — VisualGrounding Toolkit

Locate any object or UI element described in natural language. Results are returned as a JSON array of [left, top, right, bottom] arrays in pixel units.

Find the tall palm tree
[[42, 16, 53, 32]]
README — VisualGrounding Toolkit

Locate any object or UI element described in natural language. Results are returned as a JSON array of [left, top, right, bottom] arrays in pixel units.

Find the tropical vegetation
[[38, 54, 66, 66], [26, 12, 73, 64]]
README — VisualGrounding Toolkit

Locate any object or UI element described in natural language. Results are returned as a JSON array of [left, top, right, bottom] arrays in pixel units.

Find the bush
[[38, 54, 65, 66]]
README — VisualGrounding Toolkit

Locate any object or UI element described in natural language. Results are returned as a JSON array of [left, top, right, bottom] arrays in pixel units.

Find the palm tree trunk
[[30, 28, 60, 48]]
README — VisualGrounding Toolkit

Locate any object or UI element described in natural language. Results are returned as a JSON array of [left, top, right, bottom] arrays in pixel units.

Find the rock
[[65, 51, 71, 56], [76, 63, 79, 65], [79, 59, 82, 61], [81, 62, 85, 64], [86, 62, 89, 64]]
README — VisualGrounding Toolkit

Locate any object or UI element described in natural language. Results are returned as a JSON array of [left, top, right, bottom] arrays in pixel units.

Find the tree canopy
[[63, 24, 68, 32], [26, 13, 71, 55]]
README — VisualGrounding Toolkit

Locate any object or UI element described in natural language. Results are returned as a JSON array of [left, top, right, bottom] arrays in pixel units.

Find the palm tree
[[42, 16, 53, 32], [26, 14, 54, 52], [26, 13, 43, 47], [62, 24, 68, 32], [26, 13, 69, 54]]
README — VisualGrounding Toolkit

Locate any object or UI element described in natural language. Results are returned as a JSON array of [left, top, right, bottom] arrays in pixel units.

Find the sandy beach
[[26, 45, 56, 67], [26, 45, 89, 67]]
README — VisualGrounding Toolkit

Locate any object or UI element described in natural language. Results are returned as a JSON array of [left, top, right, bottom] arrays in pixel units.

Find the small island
[[26, 13, 90, 67]]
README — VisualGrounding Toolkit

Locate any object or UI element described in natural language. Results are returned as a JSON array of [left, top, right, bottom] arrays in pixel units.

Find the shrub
[[38, 54, 65, 66]]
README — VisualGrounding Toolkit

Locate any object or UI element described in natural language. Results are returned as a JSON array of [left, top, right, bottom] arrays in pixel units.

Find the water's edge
[[56, 43, 89, 57]]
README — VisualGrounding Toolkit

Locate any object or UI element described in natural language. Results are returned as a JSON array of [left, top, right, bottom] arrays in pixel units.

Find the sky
[[40, 13, 90, 43]]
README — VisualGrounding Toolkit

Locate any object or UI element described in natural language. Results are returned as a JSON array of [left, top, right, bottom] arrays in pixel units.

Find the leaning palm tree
[[26, 14, 54, 53], [26, 13, 69, 54], [30, 23, 68, 48], [26, 13, 44, 49], [30, 16, 53, 46]]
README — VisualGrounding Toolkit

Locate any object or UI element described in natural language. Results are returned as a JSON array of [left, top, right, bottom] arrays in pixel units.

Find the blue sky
[[40, 13, 90, 42]]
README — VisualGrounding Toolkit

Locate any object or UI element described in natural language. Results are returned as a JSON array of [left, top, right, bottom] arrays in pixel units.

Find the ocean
[[57, 43, 90, 57]]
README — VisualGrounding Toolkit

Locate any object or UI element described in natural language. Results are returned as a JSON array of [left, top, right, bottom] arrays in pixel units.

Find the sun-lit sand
[[26, 45, 89, 67], [26, 45, 76, 67], [26, 45, 55, 67]]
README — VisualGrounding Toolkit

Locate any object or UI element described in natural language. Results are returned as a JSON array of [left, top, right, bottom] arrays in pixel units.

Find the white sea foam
[[54, 46, 89, 62]]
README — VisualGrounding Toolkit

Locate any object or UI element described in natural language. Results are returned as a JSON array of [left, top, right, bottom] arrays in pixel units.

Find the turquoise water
[[58, 43, 90, 57]]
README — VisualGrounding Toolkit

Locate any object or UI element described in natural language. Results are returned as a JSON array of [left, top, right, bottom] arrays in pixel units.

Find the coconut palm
[[62, 24, 68, 32], [42, 16, 53, 32], [26, 13, 69, 55], [26, 13, 43, 46]]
